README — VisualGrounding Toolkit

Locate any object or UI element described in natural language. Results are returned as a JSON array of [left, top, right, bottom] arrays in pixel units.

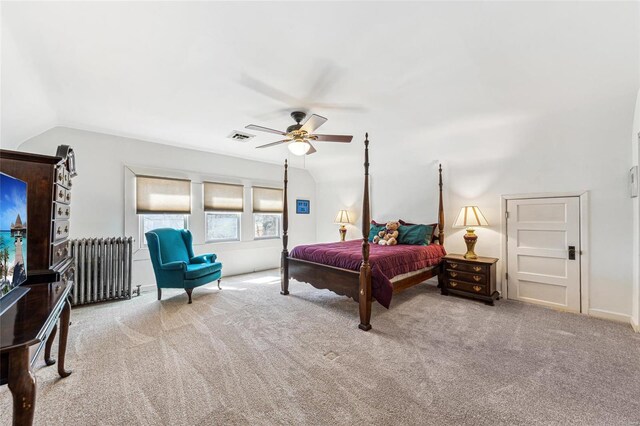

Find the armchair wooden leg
[[217, 279, 221, 290], [157, 287, 162, 301], [185, 288, 193, 304]]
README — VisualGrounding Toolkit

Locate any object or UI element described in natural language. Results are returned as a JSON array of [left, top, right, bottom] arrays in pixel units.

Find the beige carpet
[[1, 270, 640, 425]]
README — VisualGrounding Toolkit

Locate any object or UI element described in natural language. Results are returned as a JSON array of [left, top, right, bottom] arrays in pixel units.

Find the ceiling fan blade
[[239, 74, 301, 106], [305, 62, 340, 101], [246, 124, 286, 136], [308, 102, 367, 113], [311, 134, 353, 143], [306, 143, 317, 155], [255, 139, 290, 149], [300, 114, 328, 133]]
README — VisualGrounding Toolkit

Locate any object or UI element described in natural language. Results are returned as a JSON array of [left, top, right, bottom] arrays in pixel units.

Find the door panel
[[517, 203, 566, 222], [507, 197, 580, 312], [518, 255, 566, 277], [517, 230, 566, 250]]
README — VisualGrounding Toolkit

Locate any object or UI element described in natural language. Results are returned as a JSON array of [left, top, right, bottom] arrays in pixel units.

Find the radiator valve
[[132, 285, 142, 298]]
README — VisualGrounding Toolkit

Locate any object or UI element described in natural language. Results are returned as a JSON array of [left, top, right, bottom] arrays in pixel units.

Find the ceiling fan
[[246, 111, 353, 156]]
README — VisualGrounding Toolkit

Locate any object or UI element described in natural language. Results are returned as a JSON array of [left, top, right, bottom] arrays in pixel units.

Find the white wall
[[1, 14, 57, 149], [316, 98, 637, 321], [632, 90, 640, 331], [18, 127, 316, 286]]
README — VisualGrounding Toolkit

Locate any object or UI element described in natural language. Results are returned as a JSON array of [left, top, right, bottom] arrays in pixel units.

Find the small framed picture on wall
[[296, 199, 310, 214]]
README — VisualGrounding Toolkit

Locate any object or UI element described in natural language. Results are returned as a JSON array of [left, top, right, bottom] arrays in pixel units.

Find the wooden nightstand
[[442, 254, 499, 305]]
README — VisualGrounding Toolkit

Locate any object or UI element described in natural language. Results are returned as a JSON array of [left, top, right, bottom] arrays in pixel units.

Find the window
[[252, 186, 283, 239], [206, 212, 240, 242], [204, 182, 244, 242], [136, 175, 191, 214], [203, 182, 244, 212], [254, 213, 281, 239], [141, 214, 189, 246], [136, 175, 192, 247]]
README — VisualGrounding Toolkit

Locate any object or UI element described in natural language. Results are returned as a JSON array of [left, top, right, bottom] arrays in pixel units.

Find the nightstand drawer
[[445, 260, 487, 274], [447, 280, 488, 296], [447, 269, 486, 285]]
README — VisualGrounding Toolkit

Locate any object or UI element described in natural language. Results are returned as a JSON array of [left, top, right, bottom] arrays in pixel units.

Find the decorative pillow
[[368, 221, 386, 242], [400, 220, 437, 244], [398, 224, 427, 245], [397, 223, 437, 245]]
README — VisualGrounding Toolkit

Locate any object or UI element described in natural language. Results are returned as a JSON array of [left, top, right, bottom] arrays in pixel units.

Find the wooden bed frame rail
[[281, 134, 446, 331]]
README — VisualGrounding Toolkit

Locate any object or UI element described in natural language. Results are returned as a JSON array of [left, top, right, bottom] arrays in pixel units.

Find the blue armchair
[[145, 228, 222, 304]]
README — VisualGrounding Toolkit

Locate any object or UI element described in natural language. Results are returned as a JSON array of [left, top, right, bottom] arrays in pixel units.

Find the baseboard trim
[[588, 308, 631, 324], [632, 317, 640, 333]]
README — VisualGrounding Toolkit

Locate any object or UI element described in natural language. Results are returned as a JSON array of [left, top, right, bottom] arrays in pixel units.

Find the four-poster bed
[[280, 134, 446, 331]]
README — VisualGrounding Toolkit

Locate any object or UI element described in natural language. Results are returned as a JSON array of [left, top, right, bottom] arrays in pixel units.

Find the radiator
[[70, 237, 137, 306]]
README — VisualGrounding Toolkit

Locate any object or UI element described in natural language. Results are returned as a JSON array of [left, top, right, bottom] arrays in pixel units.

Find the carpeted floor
[[1, 270, 639, 425]]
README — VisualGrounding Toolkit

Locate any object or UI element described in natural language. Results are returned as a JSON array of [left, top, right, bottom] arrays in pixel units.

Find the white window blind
[[204, 182, 244, 212], [136, 175, 191, 214], [252, 186, 283, 213]]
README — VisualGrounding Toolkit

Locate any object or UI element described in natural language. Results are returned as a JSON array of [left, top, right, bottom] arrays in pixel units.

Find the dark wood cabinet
[[0, 146, 76, 425], [0, 146, 76, 286], [442, 254, 499, 305]]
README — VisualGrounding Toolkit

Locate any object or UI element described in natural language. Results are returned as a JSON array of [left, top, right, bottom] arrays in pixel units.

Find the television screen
[[0, 173, 28, 298]]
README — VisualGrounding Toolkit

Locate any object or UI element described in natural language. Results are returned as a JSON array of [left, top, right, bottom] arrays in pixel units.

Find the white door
[[506, 197, 581, 312]]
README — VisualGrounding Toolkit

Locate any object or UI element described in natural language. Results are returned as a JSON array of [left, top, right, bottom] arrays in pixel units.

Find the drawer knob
[[56, 249, 62, 257], [473, 266, 482, 272], [473, 285, 482, 292], [58, 173, 63, 181], [66, 193, 71, 201], [58, 190, 64, 198], [58, 207, 63, 215], [450, 281, 458, 287], [450, 263, 458, 269], [473, 275, 482, 282], [450, 272, 458, 277], [65, 208, 70, 216], [64, 226, 68, 233], [56, 227, 61, 235]]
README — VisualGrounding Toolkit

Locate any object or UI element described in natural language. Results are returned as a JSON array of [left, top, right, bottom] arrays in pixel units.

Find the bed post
[[438, 163, 444, 245], [359, 134, 373, 331], [280, 159, 290, 295], [437, 163, 447, 294]]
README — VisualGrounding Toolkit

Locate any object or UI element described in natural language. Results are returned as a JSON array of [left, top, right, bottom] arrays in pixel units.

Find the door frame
[[500, 191, 590, 314]]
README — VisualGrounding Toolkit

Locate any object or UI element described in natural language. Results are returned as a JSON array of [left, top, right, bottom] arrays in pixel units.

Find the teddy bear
[[373, 221, 400, 246]]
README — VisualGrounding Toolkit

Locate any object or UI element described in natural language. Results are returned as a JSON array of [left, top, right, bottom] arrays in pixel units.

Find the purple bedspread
[[290, 240, 446, 308]]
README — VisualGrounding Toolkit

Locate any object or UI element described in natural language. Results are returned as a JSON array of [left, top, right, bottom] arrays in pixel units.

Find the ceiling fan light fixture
[[288, 140, 311, 156]]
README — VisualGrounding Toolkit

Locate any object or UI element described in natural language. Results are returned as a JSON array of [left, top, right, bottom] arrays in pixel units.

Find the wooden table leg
[[57, 299, 72, 378], [44, 323, 57, 366], [8, 346, 36, 426]]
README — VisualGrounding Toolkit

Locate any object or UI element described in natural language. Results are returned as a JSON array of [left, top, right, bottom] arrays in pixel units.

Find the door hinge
[[505, 211, 510, 219], [505, 272, 509, 280]]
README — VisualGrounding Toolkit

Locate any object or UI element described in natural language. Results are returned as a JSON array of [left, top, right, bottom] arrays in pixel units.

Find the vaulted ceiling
[[2, 1, 639, 181]]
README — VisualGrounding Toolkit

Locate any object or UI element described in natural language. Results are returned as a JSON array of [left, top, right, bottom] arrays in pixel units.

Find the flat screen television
[[0, 172, 28, 304]]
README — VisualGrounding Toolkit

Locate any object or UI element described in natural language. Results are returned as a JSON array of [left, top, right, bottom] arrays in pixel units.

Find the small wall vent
[[227, 130, 255, 142]]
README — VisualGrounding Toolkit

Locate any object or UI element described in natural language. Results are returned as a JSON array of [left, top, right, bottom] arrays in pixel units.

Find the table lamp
[[453, 206, 489, 259], [334, 210, 351, 241]]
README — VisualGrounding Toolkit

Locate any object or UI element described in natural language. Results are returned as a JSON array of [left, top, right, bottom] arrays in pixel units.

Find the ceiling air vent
[[227, 130, 255, 142]]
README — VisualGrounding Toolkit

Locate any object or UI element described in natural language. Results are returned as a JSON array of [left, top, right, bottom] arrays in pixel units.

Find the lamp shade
[[453, 206, 489, 228], [334, 210, 351, 224]]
